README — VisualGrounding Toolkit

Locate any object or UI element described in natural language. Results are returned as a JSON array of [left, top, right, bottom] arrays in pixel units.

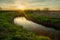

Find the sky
[[0, 0, 60, 10]]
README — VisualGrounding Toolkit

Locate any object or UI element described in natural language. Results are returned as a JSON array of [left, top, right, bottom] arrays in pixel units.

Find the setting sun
[[18, 5, 26, 10]]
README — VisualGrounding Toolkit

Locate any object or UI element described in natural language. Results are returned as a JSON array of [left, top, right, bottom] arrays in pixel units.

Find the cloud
[[27, 0, 60, 6], [0, 0, 15, 4], [0, 0, 60, 9]]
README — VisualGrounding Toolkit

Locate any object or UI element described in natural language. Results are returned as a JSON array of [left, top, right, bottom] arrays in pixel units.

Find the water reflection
[[14, 17, 55, 31]]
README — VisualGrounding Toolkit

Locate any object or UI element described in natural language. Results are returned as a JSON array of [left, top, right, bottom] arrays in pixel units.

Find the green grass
[[36, 36, 51, 40], [0, 11, 50, 40], [28, 14, 60, 22]]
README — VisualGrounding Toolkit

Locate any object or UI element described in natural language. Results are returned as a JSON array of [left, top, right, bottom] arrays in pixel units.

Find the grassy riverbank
[[28, 14, 60, 30], [0, 11, 50, 40]]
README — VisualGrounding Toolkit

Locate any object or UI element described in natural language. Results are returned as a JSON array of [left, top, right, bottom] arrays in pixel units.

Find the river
[[14, 17, 60, 40]]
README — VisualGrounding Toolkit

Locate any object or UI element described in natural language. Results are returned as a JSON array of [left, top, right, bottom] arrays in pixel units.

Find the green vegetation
[[0, 11, 50, 40], [36, 36, 51, 40], [28, 14, 60, 30], [28, 14, 60, 21]]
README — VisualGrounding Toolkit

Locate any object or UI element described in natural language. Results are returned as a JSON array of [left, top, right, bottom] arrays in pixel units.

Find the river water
[[14, 17, 60, 40]]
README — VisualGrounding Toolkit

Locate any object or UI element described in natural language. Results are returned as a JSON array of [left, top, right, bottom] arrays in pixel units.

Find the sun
[[18, 5, 26, 10]]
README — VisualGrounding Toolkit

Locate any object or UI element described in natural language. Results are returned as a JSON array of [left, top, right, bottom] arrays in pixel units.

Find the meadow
[[28, 14, 60, 30], [27, 10, 60, 30], [0, 10, 50, 40]]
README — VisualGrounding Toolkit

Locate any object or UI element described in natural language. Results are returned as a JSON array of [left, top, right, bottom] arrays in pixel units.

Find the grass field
[[0, 11, 50, 40], [27, 13, 60, 30]]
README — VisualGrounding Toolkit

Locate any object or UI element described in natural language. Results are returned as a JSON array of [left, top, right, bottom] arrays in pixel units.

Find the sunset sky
[[0, 0, 60, 10]]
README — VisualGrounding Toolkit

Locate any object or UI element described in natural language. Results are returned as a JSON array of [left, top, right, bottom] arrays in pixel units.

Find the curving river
[[14, 17, 60, 40]]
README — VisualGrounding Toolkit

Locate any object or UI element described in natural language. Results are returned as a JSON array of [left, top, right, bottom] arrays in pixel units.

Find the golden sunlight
[[18, 5, 26, 10]]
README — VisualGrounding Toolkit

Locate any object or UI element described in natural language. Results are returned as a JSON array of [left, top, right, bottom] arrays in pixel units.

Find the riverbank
[[26, 14, 60, 40], [27, 14, 60, 30]]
